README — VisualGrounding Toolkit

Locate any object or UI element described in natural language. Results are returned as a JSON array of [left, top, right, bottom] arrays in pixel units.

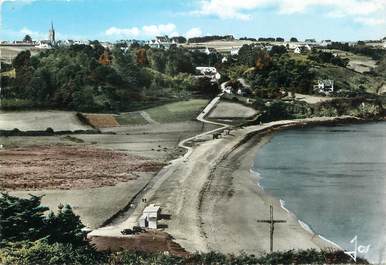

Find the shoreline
[[197, 116, 369, 254], [89, 115, 375, 255]]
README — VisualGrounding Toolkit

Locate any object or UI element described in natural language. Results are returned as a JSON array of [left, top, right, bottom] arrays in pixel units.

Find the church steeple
[[48, 21, 55, 46]]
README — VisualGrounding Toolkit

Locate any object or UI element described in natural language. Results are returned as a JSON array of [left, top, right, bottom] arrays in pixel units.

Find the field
[[0, 110, 92, 131], [323, 49, 377, 73], [208, 101, 257, 119], [0, 145, 163, 190], [0, 99, 217, 228], [0, 45, 42, 63]]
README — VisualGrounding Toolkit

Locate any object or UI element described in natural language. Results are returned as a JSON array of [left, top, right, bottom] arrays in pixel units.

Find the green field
[[116, 99, 209, 125], [115, 112, 148, 125], [145, 99, 208, 123]]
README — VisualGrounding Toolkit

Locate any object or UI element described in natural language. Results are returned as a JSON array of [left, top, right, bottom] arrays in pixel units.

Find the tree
[[12, 50, 31, 69], [255, 50, 272, 71], [45, 204, 85, 247], [0, 193, 48, 244], [23, 34, 33, 43], [136, 48, 148, 66], [290, 37, 298, 42]]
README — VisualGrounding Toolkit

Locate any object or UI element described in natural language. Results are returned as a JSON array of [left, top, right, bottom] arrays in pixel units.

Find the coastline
[[89, 115, 370, 255], [197, 116, 368, 254]]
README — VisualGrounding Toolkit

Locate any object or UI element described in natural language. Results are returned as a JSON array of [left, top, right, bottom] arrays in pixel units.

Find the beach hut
[[139, 204, 161, 229]]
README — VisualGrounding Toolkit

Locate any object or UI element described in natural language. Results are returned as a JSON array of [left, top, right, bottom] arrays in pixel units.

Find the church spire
[[48, 21, 55, 46]]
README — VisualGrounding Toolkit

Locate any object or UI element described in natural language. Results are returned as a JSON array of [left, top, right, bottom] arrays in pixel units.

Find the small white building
[[196, 66, 217, 76], [230, 47, 240, 56], [294, 46, 302, 54], [148, 35, 174, 49], [314, 80, 334, 94], [139, 204, 161, 229]]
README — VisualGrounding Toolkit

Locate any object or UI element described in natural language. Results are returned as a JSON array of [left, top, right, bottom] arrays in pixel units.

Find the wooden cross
[[257, 205, 287, 253]]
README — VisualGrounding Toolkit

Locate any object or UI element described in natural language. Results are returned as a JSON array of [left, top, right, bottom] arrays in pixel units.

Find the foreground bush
[[0, 240, 107, 265], [1, 245, 369, 265]]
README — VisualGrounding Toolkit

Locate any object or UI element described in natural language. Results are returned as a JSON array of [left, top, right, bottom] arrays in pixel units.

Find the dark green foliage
[[170, 36, 187, 44], [1, 247, 368, 265], [308, 51, 349, 67], [327, 42, 386, 60], [45, 204, 85, 247], [0, 240, 107, 265], [0, 194, 85, 247], [1, 62, 13, 72], [269, 45, 287, 56], [251, 55, 315, 94], [258, 37, 276, 42], [3, 44, 219, 111], [0, 193, 48, 244], [188, 35, 234, 43], [192, 77, 219, 97], [23, 35, 33, 43]]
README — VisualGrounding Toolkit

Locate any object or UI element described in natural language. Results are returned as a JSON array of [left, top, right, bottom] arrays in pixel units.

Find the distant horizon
[[2, 0, 386, 42]]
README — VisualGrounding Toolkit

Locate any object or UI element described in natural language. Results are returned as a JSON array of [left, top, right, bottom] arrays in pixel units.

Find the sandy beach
[[90, 116, 360, 254]]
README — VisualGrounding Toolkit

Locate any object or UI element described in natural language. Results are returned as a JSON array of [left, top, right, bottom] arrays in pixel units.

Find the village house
[[148, 35, 175, 49], [293, 44, 312, 54], [139, 204, 161, 229], [230, 47, 240, 56], [195, 66, 220, 82], [314, 80, 334, 94]]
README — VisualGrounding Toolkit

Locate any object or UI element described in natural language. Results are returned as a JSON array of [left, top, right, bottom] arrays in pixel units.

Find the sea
[[252, 122, 386, 263]]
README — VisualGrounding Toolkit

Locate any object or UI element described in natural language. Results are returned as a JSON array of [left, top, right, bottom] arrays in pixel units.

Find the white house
[[195, 66, 220, 82], [196, 66, 217, 76], [230, 47, 240, 56], [221, 57, 228, 63], [139, 204, 161, 229], [293, 44, 311, 54], [314, 80, 334, 94], [148, 35, 174, 49], [35, 40, 52, 49]]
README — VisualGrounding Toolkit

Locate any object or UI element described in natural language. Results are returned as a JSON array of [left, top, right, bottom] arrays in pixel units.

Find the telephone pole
[[257, 205, 287, 253]]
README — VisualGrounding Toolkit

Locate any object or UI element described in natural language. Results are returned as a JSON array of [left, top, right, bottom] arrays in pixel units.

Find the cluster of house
[[138, 204, 161, 229]]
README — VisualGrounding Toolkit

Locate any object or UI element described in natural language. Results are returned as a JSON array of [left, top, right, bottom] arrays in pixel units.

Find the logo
[[344, 235, 371, 262]]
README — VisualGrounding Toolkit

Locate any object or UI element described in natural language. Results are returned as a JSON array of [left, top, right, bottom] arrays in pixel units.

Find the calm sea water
[[252, 122, 386, 263]]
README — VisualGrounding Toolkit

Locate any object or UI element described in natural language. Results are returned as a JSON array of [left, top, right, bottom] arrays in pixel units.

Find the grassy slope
[[289, 53, 383, 94], [315, 64, 381, 93], [115, 112, 149, 125], [116, 99, 209, 125], [146, 99, 208, 123]]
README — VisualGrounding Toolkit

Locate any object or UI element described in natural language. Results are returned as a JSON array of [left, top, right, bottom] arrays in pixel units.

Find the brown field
[[90, 231, 188, 256], [0, 145, 164, 190], [83, 114, 120, 128]]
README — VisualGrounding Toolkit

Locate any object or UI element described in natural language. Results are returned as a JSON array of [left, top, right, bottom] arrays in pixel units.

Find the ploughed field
[[0, 145, 164, 190]]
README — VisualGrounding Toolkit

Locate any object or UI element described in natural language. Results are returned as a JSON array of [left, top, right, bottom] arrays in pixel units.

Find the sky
[[1, 0, 386, 42]]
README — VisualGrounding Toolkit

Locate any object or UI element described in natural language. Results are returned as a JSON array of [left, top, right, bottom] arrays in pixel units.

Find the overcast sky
[[1, 0, 386, 42]]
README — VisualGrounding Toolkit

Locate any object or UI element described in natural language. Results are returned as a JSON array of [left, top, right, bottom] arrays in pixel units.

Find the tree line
[[1, 42, 221, 111]]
